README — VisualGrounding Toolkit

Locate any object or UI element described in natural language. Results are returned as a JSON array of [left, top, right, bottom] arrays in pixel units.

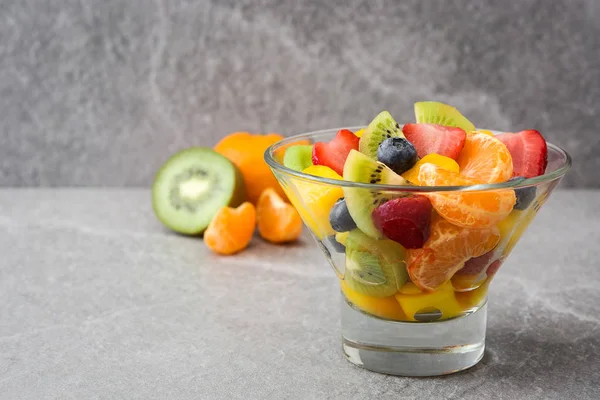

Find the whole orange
[[214, 132, 286, 204]]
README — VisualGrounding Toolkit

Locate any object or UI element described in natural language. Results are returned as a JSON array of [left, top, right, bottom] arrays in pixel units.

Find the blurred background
[[1, 0, 598, 187]]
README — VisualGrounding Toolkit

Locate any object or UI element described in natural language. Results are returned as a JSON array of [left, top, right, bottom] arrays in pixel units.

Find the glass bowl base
[[341, 297, 487, 376]]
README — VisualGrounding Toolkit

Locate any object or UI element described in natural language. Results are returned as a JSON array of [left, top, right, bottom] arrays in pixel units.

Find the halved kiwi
[[344, 229, 408, 297], [359, 111, 405, 160], [152, 147, 245, 235], [414, 101, 475, 133], [343, 150, 407, 239]]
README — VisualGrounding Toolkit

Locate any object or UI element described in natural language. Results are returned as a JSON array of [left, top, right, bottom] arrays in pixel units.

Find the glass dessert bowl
[[264, 103, 571, 376]]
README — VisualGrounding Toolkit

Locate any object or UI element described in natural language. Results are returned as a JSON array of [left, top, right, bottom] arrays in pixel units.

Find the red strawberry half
[[372, 196, 433, 249], [312, 129, 359, 175], [402, 124, 466, 160], [495, 130, 548, 178]]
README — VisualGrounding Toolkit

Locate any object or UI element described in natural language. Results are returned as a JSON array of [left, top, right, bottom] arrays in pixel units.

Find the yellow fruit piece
[[496, 207, 536, 257], [474, 129, 494, 136], [354, 129, 365, 138], [402, 154, 460, 184], [335, 231, 349, 247], [341, 281, 406, 321], [455, 279, 491, 309], [451, 274, 487, 292], [283, 165, 343, 239], [395, 282, 463, 321]]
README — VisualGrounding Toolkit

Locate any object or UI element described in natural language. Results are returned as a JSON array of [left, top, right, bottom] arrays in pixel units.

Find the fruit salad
[[281, 101, 549, 322]]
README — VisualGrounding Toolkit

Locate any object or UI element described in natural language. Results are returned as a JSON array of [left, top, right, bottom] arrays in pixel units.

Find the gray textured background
[[1, 0, 598, 187]]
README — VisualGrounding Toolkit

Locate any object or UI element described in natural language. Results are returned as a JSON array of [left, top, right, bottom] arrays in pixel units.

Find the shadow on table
[[443, 326, 599, 387]]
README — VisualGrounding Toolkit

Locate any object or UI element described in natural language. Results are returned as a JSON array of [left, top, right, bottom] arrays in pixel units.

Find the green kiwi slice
[[283, 145, 313, 172], [414, 101, 475, 133], [344, 229, 408, 297], [152, 147, 245, 235], [359, 111, 405, 159], [342, 150, 407, 239]]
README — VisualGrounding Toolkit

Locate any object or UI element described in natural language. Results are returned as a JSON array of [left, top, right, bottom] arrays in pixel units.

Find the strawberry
[[312, 129, 359, 176], [495, 130, 548, 178], [486, 259, 502, 277], [372, 196, 432, 249], [455, 250, 496, 276], [402, 124, 467, 160]]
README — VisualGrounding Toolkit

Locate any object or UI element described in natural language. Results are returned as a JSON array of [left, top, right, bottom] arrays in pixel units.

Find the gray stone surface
[[0, 189, 599, 399], [0, 0, 598, 188]]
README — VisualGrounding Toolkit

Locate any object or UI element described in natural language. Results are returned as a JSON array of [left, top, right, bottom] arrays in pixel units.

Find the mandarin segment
[[204, 202, 256, 255], [419, 163, 516, 228], [257, 188, 303, 243], [214, 132, 285, 204], [401, 154, 459, 185], [457, 133, 513, 183], [407, 215, 500, 291]]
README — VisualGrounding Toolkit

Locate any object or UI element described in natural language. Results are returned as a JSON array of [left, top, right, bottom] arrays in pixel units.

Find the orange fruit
[[457, 133, 513, 183], [257, 188, 303, 243], [407, 215, 500, 291], [402, 153, 459, 184], [204, 202, 256, 255], [419, 163, 516, 228], [214, 132, 285, 204]]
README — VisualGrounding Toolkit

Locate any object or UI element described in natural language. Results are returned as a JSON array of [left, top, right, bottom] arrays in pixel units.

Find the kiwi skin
[[152, 147, 246, 236], [359, 111, 405, 160], [414, 101, 476, 133]]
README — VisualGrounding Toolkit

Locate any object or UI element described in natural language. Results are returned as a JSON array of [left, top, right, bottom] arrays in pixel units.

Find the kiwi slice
[[414, 101, 475, 133], [344, 229, 408, 297], [343, 150, 407, 239], [359, 111, 405, 159], [283, 145, 313, 172], [152, 147, 245, 235]]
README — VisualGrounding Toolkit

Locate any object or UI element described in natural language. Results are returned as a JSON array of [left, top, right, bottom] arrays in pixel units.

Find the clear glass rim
[[264, 125, 572, 192]]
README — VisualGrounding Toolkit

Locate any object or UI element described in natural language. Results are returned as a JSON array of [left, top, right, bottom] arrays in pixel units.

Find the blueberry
[[377, 138, 418, 175], [329, 198, 357, 232], [326, 235, 346, 253], [510, 177, 537, 210]]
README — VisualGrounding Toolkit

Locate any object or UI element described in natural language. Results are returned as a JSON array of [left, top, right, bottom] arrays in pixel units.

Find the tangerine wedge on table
[[257, 188, 303, 244], [418, 163, 516, 228], [204, 202, 256, 255], [214, 132, 286, 204], [407, 215, 501, 291], [457, 133, 513, 183]]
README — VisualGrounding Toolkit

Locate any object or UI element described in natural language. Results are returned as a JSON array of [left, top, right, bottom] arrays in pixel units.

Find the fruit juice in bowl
[[265, 102, 571, 376]]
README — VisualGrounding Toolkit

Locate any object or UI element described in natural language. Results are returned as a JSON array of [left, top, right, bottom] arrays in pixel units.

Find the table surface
[[1, 189, 599, 400]]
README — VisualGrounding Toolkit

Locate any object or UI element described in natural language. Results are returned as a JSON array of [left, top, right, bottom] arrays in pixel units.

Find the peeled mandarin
[[204, 202, 256, 255], [407, 215, 501, 291], [419, 163, 516, 228], [257, 188, 302, 244], [402, 154, 460, 184], [457, 133, 513, 184]]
